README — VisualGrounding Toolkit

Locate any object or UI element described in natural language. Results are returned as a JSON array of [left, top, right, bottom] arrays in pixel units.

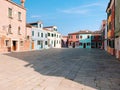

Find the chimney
[[21, 0, 25, 7]]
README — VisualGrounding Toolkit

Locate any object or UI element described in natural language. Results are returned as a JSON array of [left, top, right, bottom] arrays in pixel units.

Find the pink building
[[0, 0, 29, 52], [61, 36, 68, 47]]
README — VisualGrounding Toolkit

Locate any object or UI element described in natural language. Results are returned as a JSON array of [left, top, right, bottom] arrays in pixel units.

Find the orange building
[[106, 0, 115, 55]]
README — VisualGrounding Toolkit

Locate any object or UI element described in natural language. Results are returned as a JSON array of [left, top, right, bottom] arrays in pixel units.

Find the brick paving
[[0, 48, 120, 90]]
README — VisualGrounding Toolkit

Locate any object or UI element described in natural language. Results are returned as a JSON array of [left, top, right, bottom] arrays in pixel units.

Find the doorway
[[73, 42, 75, 48], [12, 41, 17, 51], [32, 40, 34, 49], [54, 40, 56, 47], [83, 43, 86, 48], [96, 42, 98, 48]]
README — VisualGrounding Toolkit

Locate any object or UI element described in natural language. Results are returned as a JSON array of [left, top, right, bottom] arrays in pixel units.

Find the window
[[51, 40, 53, 44], [45, 34, 47, 38], [20, 41, 24, 46], [69, 35, 72, 39], [109, 22, 112, 30], [18, 12, 21, 21], [8, 24, 12, 34], [54, 34, 56, 37], [18, 26, 21, 35], [39, 24, 42, 28], [54, 28, 57, 31], [32, 31, 34, 36], [99, 36, 101, 40], [57, 40, 58, 44], [59, 35, 61, 38], [51, 33, 54, 37], [8, 8, 12, 18], [5, 40, 9, 46], [48, 33, 50, 36], [45, 41, 47, 45], [37, 41, 41, 45], [99, 42, 101, 46], [87, 35, 90, 39], [80, 36, 82, 39], [79, 43, 82, 46], [41, 33, 43, 37], [38, 32, 40, 37], [26, 36, 29, 40], [87, 43, 90, 46], [76, 35, 79, 39]]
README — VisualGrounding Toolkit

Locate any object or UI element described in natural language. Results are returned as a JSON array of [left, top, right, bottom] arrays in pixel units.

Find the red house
[[68, 32, 79, 48]]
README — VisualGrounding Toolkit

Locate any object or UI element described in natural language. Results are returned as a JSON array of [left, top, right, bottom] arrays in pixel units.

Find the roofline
[[6, 0, 26, 10], [44, 26, 57, 28], [28, 21, 43, 25]]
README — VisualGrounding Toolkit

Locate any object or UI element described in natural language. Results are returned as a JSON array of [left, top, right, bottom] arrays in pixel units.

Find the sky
[[13, 0, 109, 35]]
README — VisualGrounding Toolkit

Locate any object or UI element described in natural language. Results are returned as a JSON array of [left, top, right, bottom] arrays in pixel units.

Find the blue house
[[78, 31, 92, 48], [79, 34, 92, 48]]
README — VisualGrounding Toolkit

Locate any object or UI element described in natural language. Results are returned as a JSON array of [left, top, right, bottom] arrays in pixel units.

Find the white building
[[29, 21, 48, 50], [44, 26, 61, 48]]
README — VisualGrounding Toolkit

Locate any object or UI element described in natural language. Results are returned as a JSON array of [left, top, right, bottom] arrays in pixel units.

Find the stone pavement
[[0, 48, 120, 90]]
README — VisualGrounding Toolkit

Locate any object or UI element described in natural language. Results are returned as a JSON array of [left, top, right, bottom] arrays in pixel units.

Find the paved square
[[0, 48, 120, 90]]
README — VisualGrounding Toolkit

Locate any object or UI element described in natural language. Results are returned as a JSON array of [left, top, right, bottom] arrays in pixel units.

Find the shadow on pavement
[[4, 48, 120, 90]]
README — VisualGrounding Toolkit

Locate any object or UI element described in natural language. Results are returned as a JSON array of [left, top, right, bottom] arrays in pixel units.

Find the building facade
[[44, 26, 61, 48], [68, 32, 79, 48], [79, 31, 92, 48], [115, 0, 120, 59], [61, 36, 68, 48], [101, 20, 107, 51], [91, 32, 102, 48], [68, 30, 102, 49], [106, 0, 115, 55], [29, 21, 48, 50], [0, 0, 29, 52]]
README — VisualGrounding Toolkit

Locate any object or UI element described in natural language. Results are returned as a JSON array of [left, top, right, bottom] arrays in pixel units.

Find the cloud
[[61, 9, 89, 14], [30, 15, 42, 18], [59, 3, 104, 14]]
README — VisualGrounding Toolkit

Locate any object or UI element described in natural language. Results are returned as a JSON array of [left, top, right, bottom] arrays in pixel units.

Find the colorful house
[[79, 31, 92, 48], [101, 20, 107, 51], [0, 0, 30, 52], [91, 31, 102, 48], [115, 0, 120, 59], [44, 26, 61, 48], [61, 36, 68, 48], [106, 0, 115, 55], [68, 32, 79, 48], [29, 21, 48, 50]]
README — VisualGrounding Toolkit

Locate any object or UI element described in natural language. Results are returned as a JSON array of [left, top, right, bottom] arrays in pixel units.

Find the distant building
[[61, 36, 68, 48], [68, 32, 79, 48], [44, 26, 61, 48], [29, 21, 48, 50], [101, 20, 107, 51], [79, 30, 92, 48], [115, 0, 120, 59], [106, 0, 115, 55], [0, 0, 29, 52], [91, 31, 102, 48], [68, 30, 102, 48]]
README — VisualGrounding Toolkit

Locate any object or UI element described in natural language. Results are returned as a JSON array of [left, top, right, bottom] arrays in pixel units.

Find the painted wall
[[68, 34, 79, 48], [79, 34, 92, 48], [91, 35, 102, 48], [32, 27, 48, 50], [115, 0, 120, 59], [0, 0, 27, 52], [47, 30, 61, 48]]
